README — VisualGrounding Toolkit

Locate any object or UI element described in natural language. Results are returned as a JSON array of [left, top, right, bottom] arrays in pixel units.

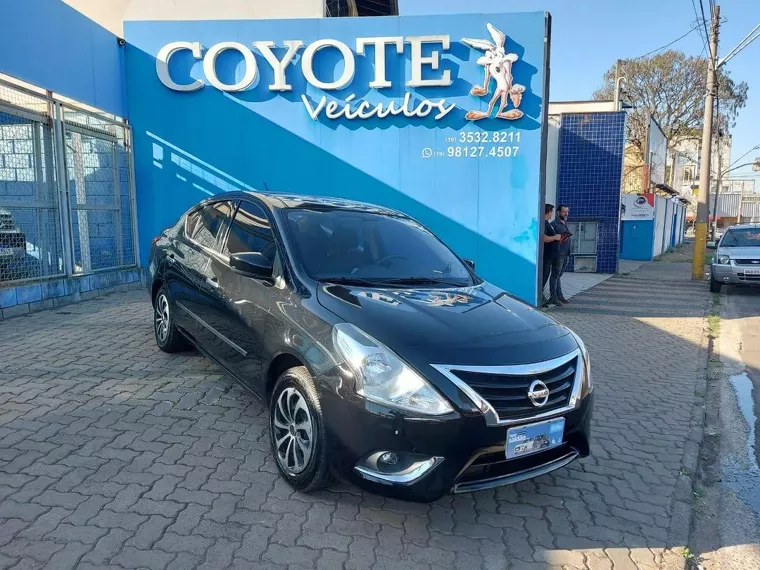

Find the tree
[[593, 50, 748, 161]]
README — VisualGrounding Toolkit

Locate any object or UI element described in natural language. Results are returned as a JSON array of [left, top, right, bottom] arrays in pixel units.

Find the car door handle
[[206, 276, 219, 288]]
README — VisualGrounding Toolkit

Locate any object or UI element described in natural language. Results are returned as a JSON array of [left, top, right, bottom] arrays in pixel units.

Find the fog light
[[724, 276, 730, 282], [379, 452, 399, 466], [354, 451, 443, 485]]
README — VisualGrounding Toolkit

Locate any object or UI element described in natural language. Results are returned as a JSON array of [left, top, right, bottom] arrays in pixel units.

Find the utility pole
[[692, 4, 720, 280]]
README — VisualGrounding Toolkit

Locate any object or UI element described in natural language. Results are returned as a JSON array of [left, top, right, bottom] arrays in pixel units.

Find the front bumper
[[712, 263, 760, 285], [321, 386, 593, 502]]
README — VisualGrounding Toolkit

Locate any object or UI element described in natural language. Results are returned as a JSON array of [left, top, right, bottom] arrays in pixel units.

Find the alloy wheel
[[272, 387, 314, 474], [155, 294, 170, 343]]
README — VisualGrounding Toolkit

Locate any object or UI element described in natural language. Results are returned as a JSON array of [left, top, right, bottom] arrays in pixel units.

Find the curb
[[667, 291, 713, 568]]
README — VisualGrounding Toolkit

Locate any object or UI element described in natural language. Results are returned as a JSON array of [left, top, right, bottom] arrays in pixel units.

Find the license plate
[[506, 417, 565, 459], [0, 247, 12, 257], [745, 268, 760, 276]]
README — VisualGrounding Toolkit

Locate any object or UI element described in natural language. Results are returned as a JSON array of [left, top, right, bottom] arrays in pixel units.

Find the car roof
[[199, 191, 405, 217], [727, 223, 760, 230]]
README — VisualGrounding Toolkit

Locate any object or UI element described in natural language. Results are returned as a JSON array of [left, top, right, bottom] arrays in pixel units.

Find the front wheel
[[709, 276, 722, 294], [153, 286, 189, 353], [269, 367, 332, 492]]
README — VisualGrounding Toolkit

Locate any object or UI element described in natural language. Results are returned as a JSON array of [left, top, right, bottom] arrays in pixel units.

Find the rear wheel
[[269, 366, 332, 492], [153, 286, 188, 353], [709, 275, 722, 294]]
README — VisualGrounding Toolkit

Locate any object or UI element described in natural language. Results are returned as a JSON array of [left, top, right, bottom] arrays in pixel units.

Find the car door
[[163, 208, 208, 337], [171, 200, 235, 349], [208, 199, 279, 390]]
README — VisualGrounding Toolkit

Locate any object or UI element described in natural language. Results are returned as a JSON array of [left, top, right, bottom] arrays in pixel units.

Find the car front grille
[[735, 259, 760, 266], [446, 354, 578, 422]]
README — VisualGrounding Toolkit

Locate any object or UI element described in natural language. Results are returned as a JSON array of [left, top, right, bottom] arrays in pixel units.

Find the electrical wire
[[691, 0, 710, 51], [632, 24, 701, 60], [699, 0, 711, 48]]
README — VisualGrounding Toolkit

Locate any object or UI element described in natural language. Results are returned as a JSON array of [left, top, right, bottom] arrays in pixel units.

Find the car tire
[[153, 286, 188, 353], [269, 366, 332, 493], [709, 276, 722, 294]]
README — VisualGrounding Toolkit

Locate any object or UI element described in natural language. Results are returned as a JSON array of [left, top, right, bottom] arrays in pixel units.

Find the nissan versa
[[148, 192, 593, 501]]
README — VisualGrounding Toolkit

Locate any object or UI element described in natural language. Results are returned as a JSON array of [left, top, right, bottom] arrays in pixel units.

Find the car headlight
[[568, 329, 592, 394], [716, 254, 730, 265], [332, 323, 454, 416]]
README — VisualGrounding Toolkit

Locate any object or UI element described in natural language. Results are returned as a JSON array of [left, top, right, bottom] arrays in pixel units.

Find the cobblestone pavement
[[0, 255, 710, 570]]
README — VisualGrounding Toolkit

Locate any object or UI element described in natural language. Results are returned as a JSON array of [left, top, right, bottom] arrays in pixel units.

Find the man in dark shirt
[[542, 203, 561, 307], [550, 204, 572, 304]]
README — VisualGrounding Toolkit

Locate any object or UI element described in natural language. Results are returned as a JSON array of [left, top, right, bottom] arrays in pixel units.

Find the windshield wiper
[[377, 277, 466, 287], [322, 277, 381, 287]]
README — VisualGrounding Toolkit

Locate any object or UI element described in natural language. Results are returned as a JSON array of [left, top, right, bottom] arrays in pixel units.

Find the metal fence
[[0, 77, 137, 285]]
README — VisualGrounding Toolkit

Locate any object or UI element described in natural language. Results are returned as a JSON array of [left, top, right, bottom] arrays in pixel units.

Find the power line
[[633, 24, 700, 60], [699, 0, 711, 47], [691, 0, 710, 50]]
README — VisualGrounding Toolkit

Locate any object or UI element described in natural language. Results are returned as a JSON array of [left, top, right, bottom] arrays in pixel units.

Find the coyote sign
[[462, 24, 525, 121]]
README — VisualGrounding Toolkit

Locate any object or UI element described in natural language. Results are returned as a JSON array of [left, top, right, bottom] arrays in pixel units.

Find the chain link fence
[[0, 76, 137, 285]]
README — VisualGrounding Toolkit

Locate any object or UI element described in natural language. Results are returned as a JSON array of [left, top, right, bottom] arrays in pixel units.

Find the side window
[[188, 201, 233, 251], [185, 210, 201, 238], [224, 201, 276, 261]]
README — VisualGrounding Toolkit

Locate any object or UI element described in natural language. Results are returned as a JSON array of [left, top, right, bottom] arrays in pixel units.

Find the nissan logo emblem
[[528, 380, 550, 407]]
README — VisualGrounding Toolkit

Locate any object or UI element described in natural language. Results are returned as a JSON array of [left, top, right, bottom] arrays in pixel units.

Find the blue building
[[0, 0, 641, 316], [544, 101, 627, 274]]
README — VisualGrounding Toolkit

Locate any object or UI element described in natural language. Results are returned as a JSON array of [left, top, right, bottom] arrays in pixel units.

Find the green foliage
[[594, 51, 749, 161]]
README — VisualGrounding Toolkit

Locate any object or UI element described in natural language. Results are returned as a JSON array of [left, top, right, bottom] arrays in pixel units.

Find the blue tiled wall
[[557, 112, 626, 274]]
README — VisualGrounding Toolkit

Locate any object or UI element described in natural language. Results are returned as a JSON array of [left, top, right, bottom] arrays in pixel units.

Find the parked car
[[0, 209, 27, 281], [710, 223, 760, 293], [148, 192, 593, 502]]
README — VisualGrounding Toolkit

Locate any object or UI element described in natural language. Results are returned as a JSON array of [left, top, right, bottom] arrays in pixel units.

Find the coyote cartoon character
[[462, 23, 525, 121]]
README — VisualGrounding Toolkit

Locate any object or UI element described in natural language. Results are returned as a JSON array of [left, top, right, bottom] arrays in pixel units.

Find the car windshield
[[720, 228, 760, 247], [284, 208, 476, 287]]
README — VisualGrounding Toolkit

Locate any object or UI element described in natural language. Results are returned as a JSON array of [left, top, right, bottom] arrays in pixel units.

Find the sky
[[401, 0, 760, 179]]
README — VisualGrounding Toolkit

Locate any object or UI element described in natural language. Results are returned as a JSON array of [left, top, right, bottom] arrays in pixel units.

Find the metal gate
[[0, 76, 137, 285]]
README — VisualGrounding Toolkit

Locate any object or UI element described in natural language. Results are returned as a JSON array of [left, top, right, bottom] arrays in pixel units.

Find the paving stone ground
[[0, 251, 710, 569]]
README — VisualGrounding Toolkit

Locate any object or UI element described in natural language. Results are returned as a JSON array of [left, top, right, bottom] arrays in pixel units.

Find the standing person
[[551, 204, 572, 304], [542, 204, 561, 307]]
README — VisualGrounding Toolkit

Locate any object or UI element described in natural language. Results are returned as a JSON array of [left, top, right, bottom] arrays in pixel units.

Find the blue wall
[[556, 112, 626, 274], [0, 0, 127, 118], [620, 199, 686, 261], [125, 13, 549, 304], [620, 220, 654, 261]]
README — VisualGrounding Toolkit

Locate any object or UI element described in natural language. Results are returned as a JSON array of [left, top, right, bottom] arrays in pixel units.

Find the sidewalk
[[0, 247, 712, 570], [546, 243, 712, 568], [546, 260, 647, 304]]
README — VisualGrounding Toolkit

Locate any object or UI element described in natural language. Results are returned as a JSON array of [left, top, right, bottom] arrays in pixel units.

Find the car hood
[[719, 246, 760, 259], [317, 282, 578, 368]]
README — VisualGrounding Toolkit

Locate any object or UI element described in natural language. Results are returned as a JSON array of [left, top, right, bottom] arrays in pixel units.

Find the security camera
[[117, 37, 126, 47]]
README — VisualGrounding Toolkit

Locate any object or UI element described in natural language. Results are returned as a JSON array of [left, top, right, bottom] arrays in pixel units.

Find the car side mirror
[[706, 241, 717, 249], [463, 259, 476, 271], [230, 252, 273, 279]]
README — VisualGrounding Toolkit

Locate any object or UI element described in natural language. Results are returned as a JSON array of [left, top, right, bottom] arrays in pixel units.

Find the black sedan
[[148, 192, 593, 502]]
